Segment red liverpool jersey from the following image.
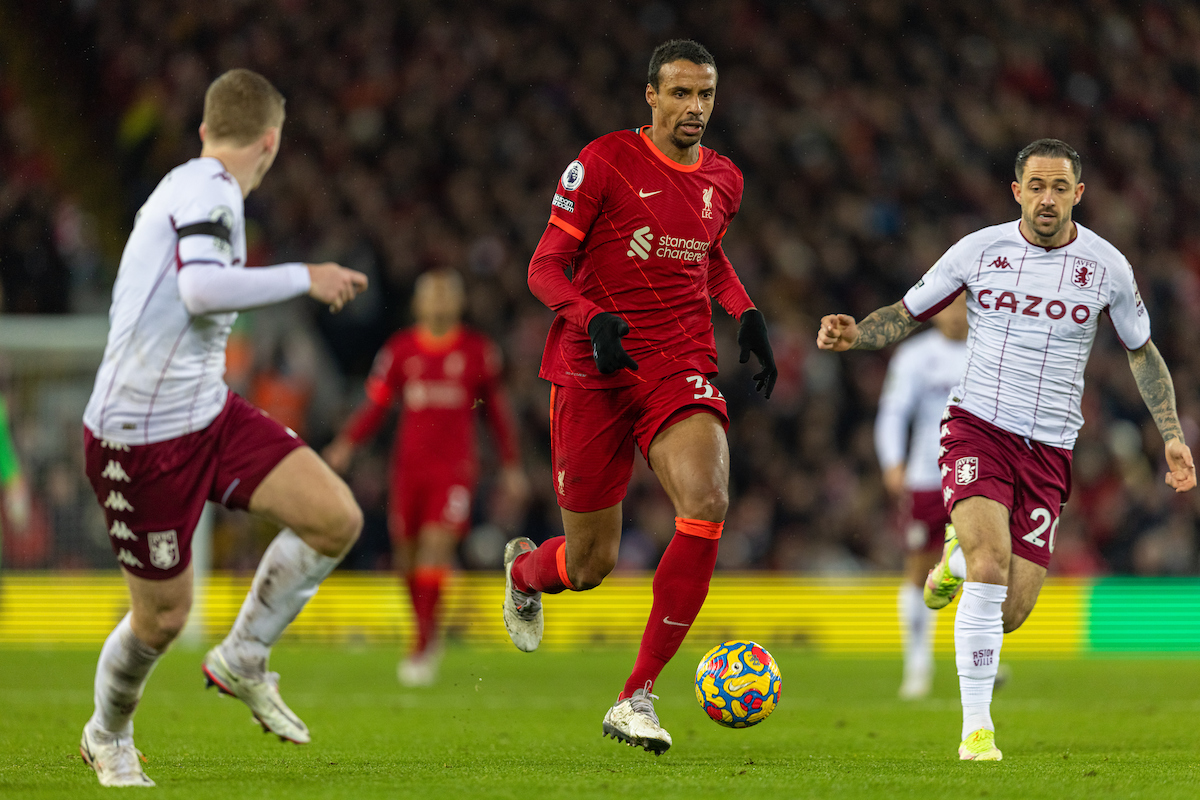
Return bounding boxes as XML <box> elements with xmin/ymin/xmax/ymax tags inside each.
<box><xmin>341</xmin><ymin>326</ymin><xmax>519</xmax><ymax>478</ymax></box>
<box><xmin>531</xmin><ymin>126</ymin><xmax>753</xmax><ymax>388</ymax></box>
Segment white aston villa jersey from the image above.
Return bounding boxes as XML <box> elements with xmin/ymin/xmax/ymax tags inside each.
<box><xmin>903</xmin><ymin>220</ymin><xmax>1149</xmax><ymax>449</ymax></box>
<box><xmin>875</xmin><ymin>329</ymin><xmax>968</xmax><ymax>491</ymax></box>
<box><xmin>84</xmin><ymin>157</ymin><xmax>247</xmax><ymax>444</ymax></box>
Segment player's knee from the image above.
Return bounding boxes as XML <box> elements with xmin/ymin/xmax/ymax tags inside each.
<box><xmin>570</xmin><ymin>552</ymin><xmax>617</xmax><ymax>590</ymax></box>
<box><xmin>309</xmin><ymin>486</ymin><xmax>362</xmax><ymax>557</ymax></box>
<box><xmin>678</xmin><ymin>484</ymin><xmax>728</xmax><ymax>523</ymax></box>
<box><xmin>140</xmin><ymin>605</ymin><xmax>190</xmax><ymax>650</ymax></box>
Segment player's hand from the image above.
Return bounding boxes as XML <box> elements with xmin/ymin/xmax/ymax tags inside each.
<box><xmin>817</xmin><ymin>314</ymin><xmax>858</xmax><ymax>351</ymax></box>
<box><xmin>307</xmin><ymin>262</ymin><xmax>368</xmax><ymax>313</ymax></box>
<box><xmin>321</xmin><ymin>436</ymin><xmax>355</xmax><ymax>474</ymax></box>
<box><xmin>1164</xmin><ymin>438</ymin><xmax>1196</xmax><ymax>492</ymax></box>
<box><xmin>588</xmin><ymin>312</ymin><xmax>638</xmax><ymax>374</ymax></box>
<box><xmin>882</xmin><ymin>464</ymin><xmax>906</xmax><ymax>499</ymax></box>
<box><xmin>737</xmin><ymin>308</ymin><xmax>777</xmax><ymax>399</ymax></box>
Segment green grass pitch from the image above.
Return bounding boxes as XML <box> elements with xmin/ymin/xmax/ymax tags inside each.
<box><xmin>2</xmin><ymin>645</ymin><xmax>1198</xmax><ymax>798</ymax></box>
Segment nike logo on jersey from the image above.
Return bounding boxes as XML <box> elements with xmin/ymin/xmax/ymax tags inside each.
<box><xmin>638</xmin><ymin>189</ymin><xmax>663</xmax><ymax>198</ymax></box>
<box><xmin>662</xmin><ymin>617</ymin><xmax>690</xmax><ymax>627</ymax></box>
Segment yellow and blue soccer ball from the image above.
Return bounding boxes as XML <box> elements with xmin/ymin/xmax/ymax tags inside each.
<box><xmin>694</xmin><ymin>640</ymin><xmax>782</xmax><ymax>728</ymax></box>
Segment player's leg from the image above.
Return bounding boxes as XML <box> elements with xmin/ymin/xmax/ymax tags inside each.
<box><xmin>1003</xmin><ymin>554</ymin><xmax>1047</xmax><ymax>633</ymax></box>
<box><xmin>899</xmin><ymin>547</ymin><xmax>940</xmax><ymax>699</ymax></box>
<box><xmin>504</xmin><ymin>383</ymin><xmax>632</xmax><ymax>652</ymax></box>
<box><xmin>206</xmin><ymin>440</ymin><xmax>362</xmax><ymax>744</ymax></box>
<box><xmin>399</xmin><ymin>521</ymin><xmax>458</xmax><ymax>686</ymax></box>
<box><xmin>950</xmin><ymin>495</ymin><xmax>1010</xmax><ymax>761</ymax></box>
<box><xmin>622</xmin><ymin>411</ymin><xmax>726</xmax><ymax>698</ymax></box>
<box><xmin>82</xmin><ymin>567</ymin><xmax>192</xmax><ymax>787</ymax></box>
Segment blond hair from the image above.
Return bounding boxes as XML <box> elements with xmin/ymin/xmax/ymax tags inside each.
<box><xmin>202</xmin><ymin>69</ymin><xmax>285</xmax><ymax>146</ymax></box>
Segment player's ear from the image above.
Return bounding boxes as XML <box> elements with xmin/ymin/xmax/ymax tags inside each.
<box><xmin>1074</xmin><ymin>181</ymin><xmax>1085</xmax><ymax>205</ymax></box>
<box><xmin>1011</xmin><ymin>180</ymin><xmax>1021</xmax><ymax>203</ymax></box>
<box><xmin>645</xmin><ymin>83</ymin><xmax>656</xmax><ymax>109</ymax></box>
<box><xmin>199</xmin><ymin>122</ymin><xmax>208</xmax><ymax>143</ymax></box>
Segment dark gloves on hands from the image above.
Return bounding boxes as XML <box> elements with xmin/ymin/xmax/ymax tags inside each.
<box><xmin>588</xmin><ymin>312</ymin><xmax>639</xmax><ymax>374</ymax></box>
<box><xmin>738</xmin><ymin>308</ymin><xmax>777</xmax><ymax>399</ymax></box>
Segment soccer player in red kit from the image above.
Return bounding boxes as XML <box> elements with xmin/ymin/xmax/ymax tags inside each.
<box><xmin>501</xmin><ymin>39</ymin><xmax>777</xmax><ymax>754</ymax></box>
<box><xmin>325</xmin><ymin>269</ymin><xmax>526</xmax><ymax>685</ymax></box>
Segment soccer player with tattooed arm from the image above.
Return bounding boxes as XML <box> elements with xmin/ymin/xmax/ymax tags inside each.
<box><xmin>79</xmin><ymin>69</ymin><xmax>368</xmax><ymax>786</ymax></box>
<box><xmin>817</xmin><ymin>138</ymin><xmax>1195</xmax><ymax>761</ymax></box>
<box><xmin>500</xmin><ymin>39</ymin><xmax>777</xmax><ymax>755</ymax></box>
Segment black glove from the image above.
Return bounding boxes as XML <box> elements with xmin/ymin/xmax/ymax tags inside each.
<box><xmin>738</xmin><ymin>308</ymin><xmax>777</xmax><ymax>399</ymax></box>
<box><xmin>588</xmin><ymin>312</ymin><xmax>639</xmax><ymax>374</ymax></box>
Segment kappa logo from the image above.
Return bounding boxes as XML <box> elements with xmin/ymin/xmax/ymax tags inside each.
<box><xmin>955</xmin><ymin>457</ymin><xmax>979</xmax><ymax>485</ymax></box>
<box><xmin>101</xmin><ymin>460</ymin><xmax>131</xmax><ymax>483</ymax></box>
<box><xmin>148</xmin><ymin>530</ymin><xmax>180</xmax><ymax>570</ymax></box>
<box><xmin>104</xmin><ymin>491</ymin><xmax>134</xmax><ymax>512</ymax></box>
<box><xmin>626</xmin><ymin>226</ymin><xmax>654</xmax><ymax>260</ymax></box>
<box><xmin>1071</xmin><ymin>257</ymin><xmax>1097</xmax><ymax>289</ymax></box>
<box><xmin>943</xmin><ymin>486</ymin><xmax>954</xmax><ymax>504</ymax></box>
<box><xmin>117</xmin><ymin>549</ymin><xmax>144</xmax><ymax>569</ymax></box>
<box><xmin>941</xmin><ymin>464</ymin><xmax>950</xmax><ymax>478</ymax></box>
<box><xmin>989</xmin><ymin>256</ymin><xmax>1012</xmax><ymax>270</ymax></box>
<box><xmin>701</xmin><ymin>185</ymin><xmax>714</xmax><ymax>219</ymax></box>
<box><xmin>101</xmin><ymin>439</ymin><xmax>131</xmax><ymax>452</ymax></box>
<box><xmin>940</xmin><ymin>424</ymin><xmax>951</xmax><ymax>439</ymax></box>
<box><xmin>109</xmin><ymin>520</ymin><xmax>137</xmax><ymax>541</ymax></box>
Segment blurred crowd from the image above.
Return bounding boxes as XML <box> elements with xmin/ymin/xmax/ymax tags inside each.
<box><xmin>3</xmin><ymin>0</ymin><xmax>1200</xmax><ymax>575</ymax></box>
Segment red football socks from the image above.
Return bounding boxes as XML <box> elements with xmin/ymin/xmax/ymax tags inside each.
<box><xmin>510</xmin><ymin>535</ymin><xmax>573</xmax><ymax>595</ymax></box>
<box><xmin>407</xmin><ymin>567</ymin><xmax>446</xmax><ymax>654</ymax></box>
<box><xmin>620</xmin><ymin>517</ymin><xmax>722</xmax><ymax>699</ymax></box>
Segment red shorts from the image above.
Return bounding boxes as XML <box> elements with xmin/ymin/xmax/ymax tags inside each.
<box><xmin>390</xmin><ymin>469</ymin><xmax>474</xmax><ymax>540</ymax></box>
<box><xmin>84</xmin><ymin>391</ymin><xmax>306</xmax><ymax>579</ymax></box>
<box><xmin>902</xmin><ymin>490</ymin><xmax>951</xmax><ymax>552</ymax></box>
<box><xmin>550</xmin><ymin>372</ymin><xmax>729</xmax><ymax>513</ymax></box>
<box><xmin>938</xmin><ymin>406</ymin><xmax>1073</xmax><ymax>569</ymax></box>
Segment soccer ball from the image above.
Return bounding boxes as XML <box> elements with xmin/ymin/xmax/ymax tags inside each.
<box><xmin>694</xmin><ymin>640</ymin><xmax>782</xmax><ymax>728</ymax></box>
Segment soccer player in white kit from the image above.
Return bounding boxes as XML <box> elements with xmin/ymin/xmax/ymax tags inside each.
<box><xmin>818</xmin><ymin>139</ymin><xmax>1195</xmax><ymax>760</ymax></box>
<box><xmin>79</xmin><ymin>69</ymin><xmax>369</xmax><ymax>787</ymax></box>
<box><xmin>874</xmin><ymin>293</ymin><xmax>967</xmax><ymax>700</ymax></box>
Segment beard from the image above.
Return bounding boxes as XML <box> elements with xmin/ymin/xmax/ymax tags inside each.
<box><xmin>1026</xmin><ymin>209</ymin><xmax>1069</xmax><ymax>240</ymax></box>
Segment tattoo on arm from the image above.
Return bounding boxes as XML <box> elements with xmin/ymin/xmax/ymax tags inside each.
<box><xmin>1128</xmin><ymin>340</ymin><xmax>1184</xmax><ymax>442</ymax></box>
<box><xmin>850</xmin><ymin>300</ymin><xmax>922</xmax><ymax>350</ymax></box>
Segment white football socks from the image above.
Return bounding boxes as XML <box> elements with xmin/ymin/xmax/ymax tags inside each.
<box><xmin>948</xmin><ymin>545</ymin><xmax>967</xmax><ymax>580</ymax></box>
<box><xmin>899</xmin><ymin>583</ymin><xmax>936</xmax><ymax>681</ymax></box>
<box><xmin>87</xmin><ymin>613</ymin><xmax>162</xmax><ymax>741</ymax></box>
<box><xmin>221</xmin><ymin>529</ymin><xmax>340</xmax><ymax>675</ymax></box>
<box><xmin>955</xmin><ymin>581</ymin><xmax>1007</xmax><ymax>739</ymax></box>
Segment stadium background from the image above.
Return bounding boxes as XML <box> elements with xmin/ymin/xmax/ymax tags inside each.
<box><xmin>1</xmin><ymin>0</ymin><xmax>1199</xmax><ymax>649</ymax></box>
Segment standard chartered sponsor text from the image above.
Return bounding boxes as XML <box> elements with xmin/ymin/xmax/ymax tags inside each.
<box><xmin>655</xmin><ymin>235</ymin><xmax>711</xmax><ymax>262</ymax></box>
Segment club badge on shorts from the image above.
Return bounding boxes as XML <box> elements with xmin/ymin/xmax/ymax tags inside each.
<box><xmin>955</xmin><ymin>457</ymin><xmax>979</xmax><ymax>485</ymax></box>
<box><xmin>148</xmin><ymin>530</ymin><xmax>180</xmax><ymax>570</ymax></box>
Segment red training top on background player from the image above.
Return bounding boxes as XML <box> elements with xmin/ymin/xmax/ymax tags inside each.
<box><xmin>325</xmin><ymin>268</ymin><xmax>527</xmax><ymax>687</ymax></box>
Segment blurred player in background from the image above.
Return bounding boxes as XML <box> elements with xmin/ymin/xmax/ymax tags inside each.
<box><xmin>819</xmin><ymin>139</ymin><xmax>1195</xmax><ymax>761</ymax></box>
<box><xmin>324</xmin><ymin>268</ymin><xmax>528</xmax><ymax>686</ymax></box>
<box><xmin>502</xmin><ymin>39</ymin><xmax>777</xmax><ymax>755</ymax></box>
<box><xmin>79</xmin><ymin>69</ymin><xmax>368</xmax><ymax>786</ymax></box>
<box><xmin>0</xmin><ymin>392</ymin><xmax>30</xmax><ymax>570</ymax></box>
<box><xmin>874</xmin><ymin>293</ymin><xmax>967</xmax><ymax>699</ymax></box>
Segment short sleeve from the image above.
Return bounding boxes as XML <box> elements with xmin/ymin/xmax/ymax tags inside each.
<box><xmin>174</xmin><ymin>175</ymin><xmax>242</xmax><ymax>269</ymax></box>
<box><xmin>547</xmin><ymin>143</ymin><xmax>612</xmax><ymax>242</ymax></box>
<box><xmin>1107</xmin><ymin>256</ymin><xmax>1151</xmax><ymax>350</ymax></box>
<box><xmin>903</xmin><ymin>239</ymin><xmax>969</xmax><ymax>321</ymax></box>
<box><xmin>364</xmin><ymin>340</ymin><xmax>401</xmax><ymax>406</ymax></box>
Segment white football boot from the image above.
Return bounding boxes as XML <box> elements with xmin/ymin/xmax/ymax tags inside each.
<box><xmin>502</xmin><ymin>537</ymin><xmax>543</xmax><ymax>652</ymax></box>
<box><xmin>398</xmin><ymin>646</ymin><xmax>442</xmax><ymax>687</ymax></box>
<box><xmin>602</xmin><ymin>684</ymin><xmax>672</xmax><ymax>755</ymax></box>
<box><xmin>202</xmin><ymin>646</ymin><xmax>310</xmax><ymax>744</ymax></box>
<box><xmin>80</xmin><ymin>724</ymin><xmax>155</xmax><ymax>787</ymax></box>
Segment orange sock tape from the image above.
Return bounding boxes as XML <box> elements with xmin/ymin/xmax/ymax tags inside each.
<box><xmin>674</xmin><ymin>516</ymin><xmax>724</xmax><ymax>539</ymax></box>
<box><xmin>555</xmin><ymin>540</ymin><xmax>575</xmax><ymax>590</ymax></box>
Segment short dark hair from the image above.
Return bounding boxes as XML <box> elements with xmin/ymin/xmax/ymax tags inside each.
<box><xmin>1015</xmin><ymin>138</ymin><xmax>1082</xmax><ymax>183</ymax></box>
<box><xmin>647</xmin><ymin>39</ymin><xmax>717</xmax><ymax>90</ymax></box>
